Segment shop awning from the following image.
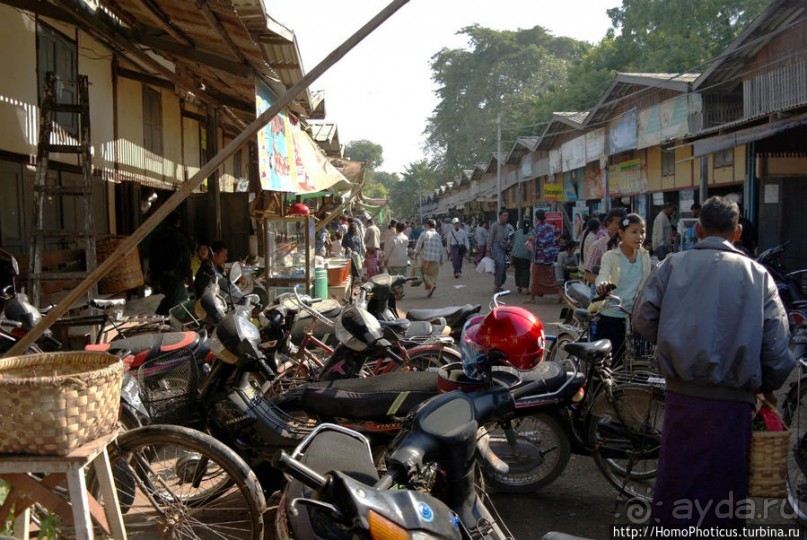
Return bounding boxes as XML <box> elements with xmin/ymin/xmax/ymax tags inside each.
<box><xmin>691</xmin><ymin>111</ymin><xmax>807</xmax><ymax>158</ymax></box>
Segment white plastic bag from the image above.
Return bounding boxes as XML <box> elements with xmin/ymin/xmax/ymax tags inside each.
<box><xmin>476</xmin><ymin>256</ymin><xmax>495</xmax><ymax>274</ymax></box>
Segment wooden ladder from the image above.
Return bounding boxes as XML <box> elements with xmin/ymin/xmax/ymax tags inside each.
<box><xmin>30</xmin><ymin>72</ymin><xmax>97</xmax><ymax>307</ymax></box>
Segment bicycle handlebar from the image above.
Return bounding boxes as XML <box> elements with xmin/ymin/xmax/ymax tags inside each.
<box><xmin>292</xmin><ymin>285</ymin><xmax>336</xmax><ymax>328</ymax></box>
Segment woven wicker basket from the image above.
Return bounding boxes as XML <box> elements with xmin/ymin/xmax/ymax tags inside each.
<box><xmin>748</xmin><ymin>426</ymin><xmax>790</xmax><ymax>498</ymax></box>
<box><xmin>0</xmin><ymin>352</ymin><xmax>123</xmax><ymax>456</ymax></box>
<box><xmin>97</xmin><ymin>235</ymin><xmax>144</xmax><ymax>294</ymax></box>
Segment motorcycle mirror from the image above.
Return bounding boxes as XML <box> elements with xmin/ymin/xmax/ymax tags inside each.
<box><xmin>229</xmin><ymin>261</ymin><xmax>242</xmax><ymax>285</ymax></box>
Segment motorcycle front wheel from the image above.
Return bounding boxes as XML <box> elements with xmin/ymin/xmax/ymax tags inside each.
<box><xmin>479</xmin><ymin>413</ymin><xmax>571</xmax><ymax>493</ymax></box>
<box><xmin>90</xmin><ymin>424</ymin><xmax>265</xmax><ymax>539</ymax></box>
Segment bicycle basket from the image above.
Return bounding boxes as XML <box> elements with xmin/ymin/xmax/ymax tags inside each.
<box><xmin>138</xmin><ymin>350</ymin><xmax>201</xmax><ymax>425</ymax></box>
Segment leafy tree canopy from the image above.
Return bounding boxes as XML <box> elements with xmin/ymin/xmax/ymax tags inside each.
<box><xmin>345</xmin><ymin>139</ymin><xmax>384</xmax><ymax>169</ymax></box>
<box><xmin>388</xmin><ymin>160</ymin><xmax>440</xmax><ymax>218</ymax></box>
<box><xmin>423</xmin><ymin>0</ymin><xmax>769</xmax><ymax>179</ymax></box>
<box><xmin>425</xmin><ymin>25</ymin><xmax>588</xmax><ymax>182</ymax></box>
<box><xmin>605</xmin><ymin>0</ymin><xmax>770</xmax><ymax>73</ymax></box>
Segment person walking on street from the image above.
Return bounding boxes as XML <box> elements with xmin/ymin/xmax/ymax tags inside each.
<box><xmin>583</xmin><ymin>208</ymin><xmax>627</xmax><ymax>285</ymax></box>
<box><xmin>364</xmin><ymin>218</ymin><xmax>381</xmax><ymax>251</ymax></box>
<box><xmin>383</xmin><ymin>219</ymin><xmax>397</xmax><ymax>249</ymax></box>
<box><xmin>526</xmin><ymin>210</ymin><xmax>560</xmax><ymax>303</ymax></box>
<box><xmin>474</xmin><ymin>222</ymin><xmax>489</xmax><ymax>263</ymax></box>
<box><xmin>447</xmin><ymin>217</ymin><xmax>470</xmax><ymax>278</ymax></box>
<box><xmin>651</xmin><ymin>203</ymin><xmax>676</xmax><ymax>261</ymax></box>
<box><xmin>413</xmin><ymin>219</ymin><xmax>443</xmax><ymax>297</ymax></box>
<box><xmin>510</xmin><ymin>220</ymin><xmax>532</xmax><ymax>293</ymax></box>
<box><xmin>487</xmin><ymin>210</ymin><xmax>511</xmax><ymax>292</ymax></box>
<box><xmin>592</xmin><ymin>213</ymin><xmax>651</xmax><ymax>353</ymax></box>
<box><xmin>384</xmin><ymin>222</ymin><xmax>409</xmax><ymax>276</ymax></box>
<box><xmin>633</xmin><ymin>196</ymin><xmax>794</xmax><ymax>529</ymax></box>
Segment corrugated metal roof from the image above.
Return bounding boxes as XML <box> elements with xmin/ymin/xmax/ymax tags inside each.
<box><xmin>585</xmin><ymin>72</ymin><xmax>697</xmax><ymax>126</ymax></box>
<box><xmin>694</xmin><ymin>0</ymin><xmax>807</xmax><ymax>92</ymax></box>
<box><xmin>33</xmin><ymin>0</ymin><xmax>323</xmax><ymax>127</ymax></box>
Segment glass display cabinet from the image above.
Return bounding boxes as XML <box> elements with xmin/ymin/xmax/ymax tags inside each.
<box><xmin>262</xmin><ymin>214</ymin><xmax>315</xmax><ymax>299</ymax></box>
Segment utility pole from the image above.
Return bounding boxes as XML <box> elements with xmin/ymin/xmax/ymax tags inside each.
<box><xmin>496</xmin><ymin>114</ymin><xmax>502</xmax><ymax>213</ymax></box>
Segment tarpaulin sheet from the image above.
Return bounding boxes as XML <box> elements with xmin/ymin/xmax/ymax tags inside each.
<box><xmin>256</xmin><ymin>81</ymin><xmax>349</xmax><ymax>194</ymax></box>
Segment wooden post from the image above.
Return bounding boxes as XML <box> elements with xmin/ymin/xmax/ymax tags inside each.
<box><xmin>4</xmin><ymin>0</ymin><xmax>411</xmax><ymax>357</ymax></box>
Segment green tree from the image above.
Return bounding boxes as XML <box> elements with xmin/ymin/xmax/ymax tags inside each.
<box><xmin>606</xmin><ymin>0</ymin><xmax>769</xmax><ymax>73</ymax></box>
<box><xmin>425</xmin><ymin>25</ymin><xmax>589</xmax><ymax>179</ymax></box>
<box><xmin>345</xmin><ymin>139</ymin><xmax>384</xmax><ymax>169</ymax></box>
<box><xmin>372</xmin><ymin>171</ymin><xmax>400</xmax><ymax>189</ymax></box>
<box><xmin>388</xmin><ymin>160</ymin><xmax>439</xmax><ymax>218</ymax></box>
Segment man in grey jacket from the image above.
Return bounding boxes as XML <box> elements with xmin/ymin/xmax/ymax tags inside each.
<box><xmin>633</xmin><ymin>196</ymin><xmax>794</xmax><ymax>529</ymax></box>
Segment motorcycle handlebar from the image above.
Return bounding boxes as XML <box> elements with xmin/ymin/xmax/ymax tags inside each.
<box><xmin>256</xmin><ymin>358</ymin><xmax>276</xmax><ymax>381</ymax></box>
<box><xmin>276</xmin><ymin>451</ymin><xmax>329</xmax><ymax>492</ymax></box>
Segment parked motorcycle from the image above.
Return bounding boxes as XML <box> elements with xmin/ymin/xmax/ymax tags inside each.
<box><xmin>273</xmin><ymin>352</ymin><xmax>585</xmax><ymax>539</ymax></box>
<box><xmin>359</xmin><ymin>272</ymin><xmax>481</xmax><ymax>340</ymax></box>
<box><xmin>756</xmin><ymin>240</ymin><xmax>807</xmax><ymax>313</ymax></box>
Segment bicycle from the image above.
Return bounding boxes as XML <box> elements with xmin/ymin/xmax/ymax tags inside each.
<box><xmin>548</xmin><ymin>283</ymin><xmax>659</xmax><ymax>375</ymax></box>
<box><xmin>88</xmin><ymin>424</ymin><xmax>266</xmax><ymax>539</ymax></box>
<box><xmin>779</xmin><ymin>314</ymin><xmax>807</xmax><ymax>521</ymax></box>
<box><xmin>264</xmin><ymin>285</ymin><xmax>460</xmax><ymax>397</ymax></box>
<box><xmin>485</xmin><ymin>338</ymin><xmax>666</xmax><ymax>500</ymax></box>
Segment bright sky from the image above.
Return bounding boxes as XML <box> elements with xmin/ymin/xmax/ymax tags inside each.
<box><xmin>263</xmin><ymin>0</ymin><xmax>619</xmax><ymax>175</ymax></box>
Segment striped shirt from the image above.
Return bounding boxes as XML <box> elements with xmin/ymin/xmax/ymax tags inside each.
<box><xmin>415</xmin><ymin>229</ymin><xmax>443</xmax><ymax>263</ymax></box>
<box><xmin>487</xmin><ymin>221</ymin><xmax>510</xmax><ymax>251</ymax></box>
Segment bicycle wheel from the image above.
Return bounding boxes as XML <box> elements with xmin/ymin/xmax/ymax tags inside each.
<box><xmin>480</xmin><ymin>413</ymin><xmax>571</xmax><ymax>493</ymax></box>
<box><xmin>545</xmin><ymin>332</ymin><xmax>578</xmax><ymax>372</ymax></box>
<box><xmin>590</xmin><ymin>384</ymin><xmax>665</xmax><ymax>501</ymax></box>
<box><xmin>782</xmin><ymin>376</ymin><xmax>807</xmax><ymax>523</ymax></box>
<box><xmin>407</xmin><ymin>344</ymin><xmax>462</xmax><ymax>371</ymax></box>
<box><xmin>94</xmin><ymin>424</ymin><xmax>265</xmax><ymax>539</ymax></box>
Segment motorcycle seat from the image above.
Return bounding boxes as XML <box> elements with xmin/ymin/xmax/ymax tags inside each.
<box><xmin>378</xmin><ymin>319</ymin><xmax>411</xmax><ymax>332</ymax></box>
<box><xmin>301</xmin><ymin>371</ymin><xmax>439</xmax><ymax>421</ymax></box>
<box><xmin>563</xmin><ymin>339</ymin><xmax>612</xmax><ymax>361</ymax></box>
<box><xmin>406</xmin><ymin>303</ymin><xmax>479</xmax><ymax>322</ymax></box>
<box><xmin>86</xmin><ymin>331</ymin><xmax>201</xmax><ymax>368</ymax></box>
<box><xmin>90</xmin><ymin>298</ymin><xmax>126</xmax><ymax>310</ymax></box>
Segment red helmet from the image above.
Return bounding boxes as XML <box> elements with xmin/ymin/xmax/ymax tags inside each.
<box><xmin>288</xmin><ymin>202</ymin><xmax>310</xmax><ymax>216</ymax></box>
<box><xmin>462</xmin><ymin>306</ymin><xmax>545</xmax><ymax>378</ymax></box>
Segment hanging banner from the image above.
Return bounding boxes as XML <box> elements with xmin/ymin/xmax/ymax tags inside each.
<box><xmin>543</xmin><ymin>182</ymin><xmax>564</xmax><ymax>202</ymax></box>
<box><xmin>572</xmin><ymin>202</ymin><xmax>588</xmax><ymax>242</ymax></box>
<box><xmin>561</xmin><ymin>135</ymin><xmax>586</xmax><ymax>172</ymax></box>
<box><xmin>549</xmin><ymin>149</ymin><xmax>562</xmax><ymax>175</ymax></box>
<box><xmin>585</xmin><ymin>128</ymin><xmax>605</xmax><ymax>163</ymax></box>
<box><xmin>256</xmin><ymin>81</ymin><xmax>347</xmax><ymax>193</ymax></box>
<box><xmin>563</xmin><ymin>171</ymin><xmax>578</xmax><ymax>202</ymax></box>
<box><xmin>608</xmin><ymin>108</ymin><xmax>638</xmax><ymax>155</ymax></box>
<box><xmin>584</xmin><ymin>164</ymin><xmax>605</xmax><ymax>200</ymax></box>
<box><xmin>637</xmin><ymin>104</ymin><xmax>662</xmax><ymax>149</ymax></box>
<box><xmin>660</xmin><ymin>94</ymin><xmax>692</xmax><ymax>141</ymax></box>
<box><xmin>545</xmin><ymin>212</ymin><xmax>564</xmax><ymax>238</ymax></box>
<box><xmin>607</xmin><ymin>159</ymin><xmax>646</xmax><ymax>195</ymax></box>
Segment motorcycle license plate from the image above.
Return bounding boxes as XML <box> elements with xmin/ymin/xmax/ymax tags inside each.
<box><xmin>793</xmin><ymin>328</ymin><xmax>807</xmax><ymax>344</ymax></box>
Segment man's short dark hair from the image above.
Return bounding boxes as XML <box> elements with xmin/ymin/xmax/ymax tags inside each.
<box><xmin>427</xmin><ymin>219</ymin><xmax>436</xmax><ymax>228</ymax></box>
<box><xmin>699</xmin><ymin>196</ymin><xmax>739</xmax><ymax>234</ymax></box>
<box><xmin>605</xmin><ymin>208</ymin><xmax>627</xmax><ymax>224</ymax></box>
<box><xmin>210</xmin><ymin>240</ymin><xmax>227</xmax><ymax>254</ymax></box>
<box><xmin>499</xmin><ymin>209</ymin><xmax>508</xmax><ymax>216</ymax></box>
<box><xmin>395</xmin><ymin>222</ymin><xmax>405</xmax><ymax>232</ymax></box>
